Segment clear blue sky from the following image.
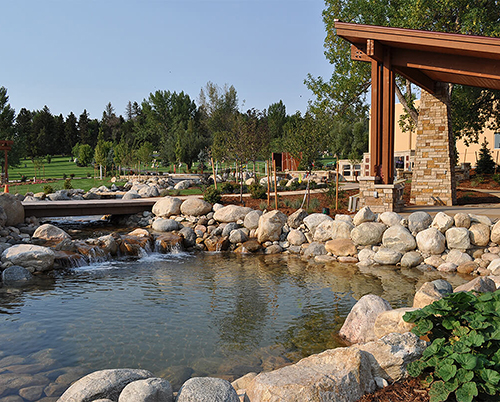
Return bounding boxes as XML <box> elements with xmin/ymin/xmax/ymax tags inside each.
<box><xmin>2</xmin><ymin>0</ymin><xmax>332</xmax><ymax>120</ymax></box>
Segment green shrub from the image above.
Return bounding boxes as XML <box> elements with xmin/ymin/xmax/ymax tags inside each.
<box><xmin>70</xmin><ymin>173</ymin><xmax>75</xmax><ymax>178</ymax></box>
<box><xmin>203</xmin><ymin>186</ymin><xmax>222</xmax><ymax>204</ymax></box>
<box><xmin>43</xmin><ymin>185</ymin><xmax>54</xmax><ymax>194</ymax></box>
<box><xmin>63</xmin><ymin>173</ymin><xmax>67</xmax><ymax>179</ymax></box>
<box><xmin>279</xmin><ymin>179</ymin><xmax>288</xmax><ymax>187</ymax></box>
<box><xmin>493</xmin><ymin>174</ymin><xmax>500</xmax><ymax>184</ymax></box>
<box><xmin>476</xmin><ymin>138</ymin><xmax>496</xmax><ymax>175</ymax></box>
<box><xmin>290</xmin><ymin>180</ymin><xmax>301</xmax><ymax>190</ymax></box>
<box><xmin>403</xmin><ymin>290</ymin><xmax>500</xmax><ymax>402</ymax></box>
<box><xmin>309</xmin><ymin>180</ymin><xmax>319</xmax><ymax>190</ymax></box>
<box><xmin>249</xmin><ymin>183</ymin><xmax>267</xmax><ymax>199</ymax></box>
<box><xmin>220</xmin><ymin>182</ymin><xmax>235</xmax><ymax>194</ymax></box>
<box><xmin>63</xmin><ymin>179</ymin><xmax>73</xmax><ymax>190</ymax></box>
<box><xmin>307</xmin><ymin>198</ymin><xmax>320</xmax><ymax>213</ymax></box>
<box><xmin>259</xmin><ymin>201</ymin><xmax>268</xmax><ymax>210</ymax></box>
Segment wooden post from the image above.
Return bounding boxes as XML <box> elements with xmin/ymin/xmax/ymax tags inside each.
<box><xmin>273</xmin><ymin>159</ymin><xmax>278</xmax><ymax>210</ymax></box>
<box><xmin>336</xmin><ymin>157</ymin><xmax>339</xmax><ymax>211</ymax></box>
<box><xmin>211</xmin><ymin>157</ymin><xmax>217</xmax><ymax>189</ymax></box>
<box><xmin>267</xmin><ymin>160</ymin><xmax>271</xmax><ymax>207</ymax></box>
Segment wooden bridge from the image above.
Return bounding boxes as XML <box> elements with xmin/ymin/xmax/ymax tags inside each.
<box><xmin>22</xmin><ymin>198</ymin><xmax>162</xmax><ymax>218</ymax></box>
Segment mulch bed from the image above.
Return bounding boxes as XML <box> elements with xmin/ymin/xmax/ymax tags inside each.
<box><xmin>357</xmin><ymin>377</ymin><xmax>430</xmax><ymax>402</ymax></box>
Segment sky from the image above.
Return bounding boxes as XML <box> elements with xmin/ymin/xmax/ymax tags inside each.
<box><xmin>2</xmin><ymin>0</ymin><xmax>333</xmax><ymax>120</ymax></box>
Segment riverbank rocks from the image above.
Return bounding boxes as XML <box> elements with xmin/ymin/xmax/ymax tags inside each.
<box><xmin>180</xmin><ymin>198</ymin><xmax>212</xmax><ymax>217</ymax></box>
<box><xmin>287</xmin><ymin>208</ymin><xmax>307</xmax><ymax>229</ymax></box>
<box><xmin>118</xmin><ymin>378</ymin><xmax>173</xmax><ymax>402</ymax></box>
<box><xmin>152</xmin><ymin>218</ymin><xmax>179</xmax><ymax>232</ymax></box>
<box><xmin>303</xmin><ymin>213</ymin><xmax>333</xmax><ymax>235</ymax></box>
<box><xmin>214</xmin><ymin>205</ymin><xmax>253</xmax><ymax>223</ymax></box>
<box><xmin>351</xmin><ymin>222</ymin><xmax>386</xmax><ymax>246</ymax></box>
<box><xmin>378</xmin><ymin>211</ymin><xmax>403</xmax><ymax>227</ymax></box>
<box><xmin>381</xmin><ymin>225</ymin><xmax>416</xmax><ymax>252</ymax></box>
<box><xmin>416</xmin><ymin>228</ymin><xmax>446</xmax><ymax>255</ymax></box>
<box><xmin>2</xmin><ymin>265</ymin><xmax>33</xmax><ymax>283</ymax></box>
<box><xmin>413</xmin><ymin>280</ymin><xmax>453</xmax><ymax>308</ymax></box>
<box><xmin>446</xmin><ymin>227</ymin><xmax>471</xmax><ymax>250</ymax></box>
<box><xmin>257</xmin><ymin>211</ymin><xmax>287</xmax><ymax>243</ymax></box>
<box><xmin>152</xmin><ymin>197</ymin><xmax>182</xmax><ymax>218</ymax></box>
<box><xmin>176</xmin><ymin>378</ymin><xmax>238</xmax><ymax>402</ymax></box>
<box><xmin>339</xmin><ymin>294</ymin><xmax>392</xmax><ymax>344</ymax></box>
<box><xmin>408</xmin><ymin>211</ymin><xmax>432</xmax><ymax>235</ymax></box>
<box><xmin>353</xmin><ymin>206</ymin><xmax>376</xmax><ymax>226</ymax></box>
<box><xmin>325</xmin><ymin>239</ymin><xmax>357</xmax><ymax>257</ymax></box>
<box><xmin>32</xmin><ymin>224</ymin><xmax>71</xmax><ymax>242</ymax></box>
<box><xmin>2</xmin><ymin>244</ymin><xmax>55</xmax><ymax>272</ymax></box>
<box><xmin>246</xmin><ymin>347</ymin><xmax>375</xmax><ymax>402</ymax></box>
<box><xmin>0</xmin><ymin>193</ymin><xmax>24</xmax><ymax>226</ymax></box>
<box><xmin>431</xmin><ymin>212</ymin><xmax>454</xmax><ymax>233</ymax></box>
<box><xmin>244</xmin><ymin>210</ymin><xmax>262</xmax><ymax>230</ymax></box>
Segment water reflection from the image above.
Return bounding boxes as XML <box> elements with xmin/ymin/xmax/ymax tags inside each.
<box><xmin>0</xmin><ymin>252</ymin><xmax>470</xmax><ymax>395</ymax></box>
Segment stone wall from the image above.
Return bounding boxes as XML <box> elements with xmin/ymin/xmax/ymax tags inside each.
<box><xmin>410</xmin><ymin>83</ymin><xmax>457</xmax><ymax>206</ymax></box>
<box><xmin>358</xmin><ymin>177</ymin><xmax>405</xmax><ymax>212</ymax></box>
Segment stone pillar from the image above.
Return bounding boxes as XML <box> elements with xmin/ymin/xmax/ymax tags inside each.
<box><xmin>358</xmin><ymin>176</ymin><xmax>404</xmax><ymax>213</ymax></box>
<box><xmin>410</xmin><ymin>83</ymin><xmax>456</xmax><ymax>206</ymax></box>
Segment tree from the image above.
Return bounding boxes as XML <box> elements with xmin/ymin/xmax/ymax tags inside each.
<box><xmin>0</xmin><ymin>86</ymin><xmax>22</xmax><ymax>169</ymax></box>
<box><xmin>77</xmin><ymin>144</ymin><xmax>93</xmax><ymax>167</ymax></box>
<box><xmin>476</xmin><ymin>138</ymin><xmax>496</xmax><ymax>175</ymax></box>
<box><xmin>65</xmin><ymin>112</ymin><xmax>79</xmax><ymax>150</ymax></box>
<box><xmin>136</xmin><ymin>141</ymin><xmax>154</xmax><ymax>174</ymax></box>
<box><xmin>267</xmin><ymin>100</ymin><xmax>287</xmax><ymax>152</ymax></box>
<box><xmin>329</xmin><ymin>118</ymin><xmax>368</xmax><ymax>160</ymax></box>
<box><xmin>306</xmin><ymin>0</ymin><xmax>500</xmax><ymax>142</ymax></box>
<box><xmin>94</xmin><ymin>130</ymin><xmax>113</xmax><ymax>178</ymax></box>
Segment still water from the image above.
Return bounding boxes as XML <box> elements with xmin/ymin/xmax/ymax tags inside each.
<box><xmin>0</xmin><ymin>252</ymin><xmax>467</xmax><ymax>394</ymax></box>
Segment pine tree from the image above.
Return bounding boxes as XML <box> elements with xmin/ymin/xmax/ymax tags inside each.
<box><xmin>476</xmin><ymin>138</ymin><xmax>496</xmax><ymax>175</ymax></box>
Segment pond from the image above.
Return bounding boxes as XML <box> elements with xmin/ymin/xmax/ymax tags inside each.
<box><xmin>0</xmin><ymin>252</ymin><xmax>468</xmax><ymax>397</ymax></box>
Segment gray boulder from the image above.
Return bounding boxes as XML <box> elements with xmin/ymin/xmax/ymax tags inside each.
<box><xmin>58</xmin><ymin>369</ymin><xmax>154</xmax><ymax>402</ymax></box>
<box><xmin>152</xmin><ymin>219</ymin><xmax>179</xmax><ymax>232</ymax></box>
<box><xmin>302</xmin><ymin>242</ymin><xmax>327</xmax><ymax>258</ymax></box>
<box><xmin>244</xmin><ymin>210</ymin><xmax>263</xmax><ymax>230</ymax></box>
<box><xmin>0</xmin><ymin>193</ymin><xmax>24</xmax><ymax>226</ymax></box>
<box><xmin>47</xmin><ymin>190</ymin><xmax>71</xmax><ymax>201</ymax></box>
<box><xmin>138</xmin><ymin>186</ymin><xmax>160</xmax><ymax>198</ymax></box>
<box><xmin>257</xmin><ymin>210</ymin><xmax>287</xmax><ymax>243</ymax></box>
<box><xmin>357</xmin><ymin>248</ymin><xmax>376</xmax><ymax>266</ymax></box>
<box><xmin>382</xmin><ymin>225</ymin><xmax>416</xmax><ymax>252</ymax></box>
<box><xmin>221</xmin><ymin>222</ymin><xmax>239</xmax><ymax>238</ymax></box>
<box><xmin>408</xmin><ymin>211</ymin><xmax>432</xmax><ymax>235</ymax></box>
<box><xmin>2</xmin><ymin>244</ymin><xmax>55</xmax><ymax>273</ymax></box>
<box><xmin>339</xmin><ymin>294</ymin><xmax>392</xmax><ymax>344</ymax></box>
<box><xmin>246</xmin><ymin>347</ymin><xmax>375</xmax><ymax>402</ymax></box>
<box><xmin>176</xmin><ymin>377</ymin><xmax>239</xmax><ymax>402</ymax></box>
<box><xmin>287</xmin><ymin>229</ymin><xmax>306</xmax><ymax>246</ymax></box>
<box><xmin>400</xmin><ymin>251</ymin><xmax>423</xmax><ymax>268</ymax></box>
<box><xmin>2</xmin><ymin>265</ymin><xmax>33</xmax><ymax>283</ymax></box>
<box><xmin>287</xmin><ymin>209</ymin><xmax>307</xmax><ymax>229</ymax></box>
<box><xmin>180</xmin><ymin>199</ymin><xmax>212</xmax><ymax>217</ymax></box>
<box><xmin>152</xmin><ymin>197</ymin><xmax>183</xmax><ymax>218</ymax></box>
<box><xmin>446</xmin><ymin>249</ymin><xmax>473</xmax><ymax>266</ymax></box>
<box><xmin>353</xmin><ymin>206</ymin><xmax>376</xmax><ymax>226</ymax></box>
<box><xmin>373</xmin><ymin>248</ymin><xmax>402</xmax><ymax>265</ymax></box>
<box><xmin>303</xmin><ymin>213</ymin><xmax>333</xmax><ymax>236</ymax></box>
<box><xmin>454</xmin><ymin>277</ymin><xmax>497</xmax><ymax>293</ymax></box>
<box><xmin>413</xmin><ymin>280</ymin><xmax>453</xmax><ymax>309</ymax></box>
<box><xmin>118</xmin><ymin>378</ymin><xmax>173</xmax><ymax>402</ymax></box>
<box><xmin>213</xmin><ymin>205</ymin><xmax>253</xmax><ymax>223</ymax></box>
<box><xmin>174</xmin><ymin>180</ymin><xmax>191</xmax><ymax>190</ymax></box>
<box><xmin>431</xmin><ymin>212</ymin><xmax>454</xmax><ymax>233</ymax></box>
<box><xmin>469</xmin><ymin>223</ymin><xmax>490</xmax><ymax>247</ymax></box>
<box><xmin>229</xmin><ymin>229</ymin><xmax>248</xmax><ymax>244</ymax></box>
<box><xmin>415</xmin><ymin>228</ymin><xmax>446</xmax><ymax>255</ymax></box>
<box><xmin>351</xmin><ymin>222</ymin><xmax>387</xmax><ymax>246</ymax></box>
<box><xmin>179</xmin><ymin>227</ymin><xmax>197</xmax><ymax>248</ymax></box>
<box><xmin>122</xmin><ymin>190</ymin><xmax>142</xmax><ymax>200</ymax></box>
<box><xmin>446</xmin><ymin>227</ymin><xmax>471</xmax><ymax>250</ymax></box>
<box><xmin>470</xmin><ymin>214</ymin><xmax>493</xmax><ymax>226</ymax></box>
<box><xmin>454</xmin><ymin>213</ymin><xmax>471</xmax><ymax>228</ymax></box>
<box><xmin>33</xmin><ymin>223</ymin><xmax>71</xmax><ymax>242</ymax></box>
<box><xmin>378</xmin><ymin>212</ymin><xmax>403</xmax><ymax>227</ymax></box>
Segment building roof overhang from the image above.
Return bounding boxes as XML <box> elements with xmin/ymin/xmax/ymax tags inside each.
<box><xmin>335</xmin><ymin>22</ymin><xmax>500</xmax><ymax>93</ymax></box>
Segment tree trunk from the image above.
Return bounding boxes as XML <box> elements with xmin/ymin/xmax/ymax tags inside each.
<box><xmin>395</xmin><ymin>81</ymin><xmax>419</xmax><ymax>126</ymax></box>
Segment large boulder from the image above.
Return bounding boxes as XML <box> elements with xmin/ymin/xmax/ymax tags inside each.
<box><xmin>246</xmin><ymin>347</ymin><xmax>375</xmax><ymax>402</ymax></box>
<box><xmin>58</xmin><ymin>369</ymin><xmax>154</xmax><ymax>402</ymax></box>
<box><xmin>2</xmin><ymin>265</ymin><xmax>33</xmax><ymax>284</ymax></box>
<box><xmin>325</xmin><ymin>239</ymin><xmax>357</xmax><ymax>257</ymax></box>
<box><xmin>469</xmin><ymin>223</ymin><xmax>490</xmax><ymax>247</ymax></box>
<box><xmin>373</xmin><ymin>308</ymin><xmax>417</xmax><ymax>339</ymax></box>
<box><xmin>287</xmin><ymin>229</ymin><xmax>306</xmax><ymax>246</ymax></box>
<box><xmin>152</xmin><ymin>218</ymin><xmax>179</xmax><ymax>232</ymax></box>
<box><xmin>213</xmin><ymin>205</ymin><xmax>253</xmax><ymax>223</ymax></box>
<box><xmin>378</xmin><ymin>212</ymin><xmax>403</xmax><ymax>227</ymax></box>
<box><xmin>454</xmin><ymin>213</ymin><xmax>471</xmax><ymax>228</ymax></box>
<box><xmin>32</xmin><ymin>223</ymin><xmax>71</xmax><ymax>242</ymax></box>
<box><xmin>152</xmin><ymin>197</ymin><xmax>182</xmax><ymax>218</ymax></box>
<box><xmin>431</xmin><ymin>212</ymin><xmax>454</xmax><ymax>233</ymax></box>
<box><xmin>351</xmin><ymin>222</ymin><xmax>387</xmax><ymax>246</ymax></box>
<box><xmin>454</xmin><ymin>277</ymin><xmax>497</xmax><ymax>293</ymax></box>
<box><xmin>174</xmin><ymin>180</ymin><xmax>191</xmax><ymax>190</ymax></box>
<box><xmin>244</xmin><ymin>210</ymin><xmax>263</xmax><ymax>230</ymax></box>
<box><xmin>179</xmin><ymin>227</ymin><xmax>197</xmax><ymax>248</ymax></box>
<box><xmin>257</xmin><ymin>210</ymin><xmax>287</xmax><ymax>243</ymax></box>
<box><xmin>445</xmin><ymin>227</ymin><xmax>471</xmax><ymax>250</ymax></box>
<box><xmin>407</xmin><ymin>211</ymin><xmax>432</xmax><ymax>235</ymax></box>
<box><xmin>381</xmin><ymin>225</ymin><xmax>416</xmax><ymax>252</ymax></box>
<box><xmin>353</xmin><ymin>207</ymin><xmax>376</xmax><ymax>226</ymax></box>
<box><xmin>2</xmin><ymin>244</ymin><xmax>55</xmax><ymax>273</ymax></box>
<box><xmin>373</xmin><ymin>248</ymin><xmax>402</xmax><ymax>265</ymax></box>
<box><xmin>303</xmin><ymin>213</ymin><xmax>333</xmax><ymax>236</ymax></box>
<box><xmin>118</xmin><ymin>378</ymin><xmax>173</xmax><ymax>402</ymax></box>
<box><xmin>339</xmin><ymin>294</ymin><xmax>392</xmax><ymax>344</ymax></box>
<box><xmin>180</xmin><ymin>198</ymin><xmax>212</xmax><ymax>217</ymax></box>
<box><xmin>176</xmin><ymin>377</ymin><xmax>239</xmax><ymax>402</ymax></box>
<box><xmin>354</xmin><ymin>332</ymin><xmax>427</xmax><ymax>382</ymax></box>
<box><xmin>415</xmin><ymin>228</ymin><xmax>446</xmax><ymax>255</ymax></box>
<box><xmin>491</xmin><ymin>220</ymin><xmax>500</xmax><ymax>244</ymax></box>
<box><xmin>413</xmin><ymin>280</ymin><xmax>453</xmax><ymax>309</ymax></box>
<box><xmin>302</xmin><ymin>242</ymin><xmax>327</xmax><ymax>258</ymax></box>
<box><xmin>331</xmin><ymin>220</ymin><xmax>355</xmax><ymax>240</ymax></box>
<box><xmin>122</xmin><ymin>189</ymin><xmax>142</xmax><ymax>200</ymax></box>
<box><xmin>287</xmin><ymin>209</ymin><xmax>307</xmax><ymax>229</ymax></box>
<box><xmin>487</xmin><ymin>258</ymin><xmax>500</xmax><ymax>275</ymax></box>
<box><xmin>229</xmin><ymin>229</ymin><xmax>249</xmax><ymax>244</ymax></box>
<box><xmin>445</xmin><ymin>249</ymin><xmax>473</xmax><ymax>266</ymax></box>
<box><xmin>0</xmin><ymin>193</ymin><xmax>24</xmax><ymax>226</ymax></box>
<box><xmin>400</xmin><ymin>251</ymin><xmax>423</xmax><ymax>268</ymax></box>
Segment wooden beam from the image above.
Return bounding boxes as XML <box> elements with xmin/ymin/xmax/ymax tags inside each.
<box><xmin>367</xmin><ymin>39</ymin><xmax>383</xmax><ymax>63</ymax></box>
<box><xmin>381</xmin><ymin>48</ymin><xmax>395</xmax><ymax>184</ymax></box>
<box><xmin>351</xmin><ymin>44</ymin><xmax>371</xmax><ymax>61</ymax></box>
<box><xmin>370</xmin><ymin>60</ymin><xmax>383</xmax><ymax>178</ymax></box>
<box><xmin>393</xmin><ymin>66</ymin><xmax>436</xmax><ymax>94</ymax></box>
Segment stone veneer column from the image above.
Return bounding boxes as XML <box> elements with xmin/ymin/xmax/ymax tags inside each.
<box><xmin>358</xmin><ymin>177</ymin><xmax>405</xmax><ymax>213</ymax></box>
<box><xmin>410</xmin><ymin>83</ymin><xmax>456</xmax><ymax>206</ymax></box>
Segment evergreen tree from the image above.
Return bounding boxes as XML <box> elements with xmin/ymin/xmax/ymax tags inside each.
<box><xmin>0</xmin><ymin>86</ymin><xmax>22</xmax><ymax>168</ymax></box>
<box><xmin>476</xmin><ymin>138</ymin><xmax>496</xmax><ymax>175</ymax></box>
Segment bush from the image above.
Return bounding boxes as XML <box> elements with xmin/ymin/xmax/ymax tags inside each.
<box><xmin>279</xmin><ymin>179</ymin><xmax>288</xmax><ymax>187</ymax></box>
<box><xmin>70</xmin><ymin>173</ymin><xmax>75</xmax><ymax>178</ymax></box>
<box><xmin>220</xmin><ymin>182</ymin><xmax>235</xmax><ymax>194</ymax></box>
<box><xmin>404</xmin><ymin>290</ymin><xmax>500</xmax><ymax>402</ymax></box>
<box><xmin>63</xmin><ymin>179</ymin><xmax>73</xmax><ymax>190</ymax></box>
<box><xmin>43</xmin><ymin>185</ymin><xmax>54</xmax><ymax>194</ymax></box>
<box><xmin>493</xmin><ymin>174</ymin><xmax>500</xmax><ymax>185</ymax></box>
<box><xmin>290</xmin><ymin>180</ymin><xmax>301</xmax><ymax>190</ymax></box>
<box><xmin>203</xmin><ymin>186</ymin><xmax>222</xmax><ymax>204</ymax></box>
<box><xmin>249</xmin><ymin>183</ymin><xmax>267</xmax><ymax>199</ymax></box>
<box><xmin>20</xmin><ymin>175</ymin><xmax>27</xmax><ymax>183</ymax></box>
<box><xmin>476</xmin><ymin>138</ymin><xmax>496</xmax><ymax>175</ymax></box>
<box><xmin>63</xmin><ymin>173</ymin><xmax>67</xmax><ymax>179</ymax></box>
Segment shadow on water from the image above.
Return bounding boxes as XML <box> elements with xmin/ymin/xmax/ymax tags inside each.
<box><xmin>0</xmin><ymin>252</ymin><xmax>471</xmax><ymax>395</ymax></box>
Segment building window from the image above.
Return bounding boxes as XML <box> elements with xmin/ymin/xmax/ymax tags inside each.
<box><xmin>495</xmin><ymin>133</ymin><xmax>500</xmax><ymax>149</ymax></box>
